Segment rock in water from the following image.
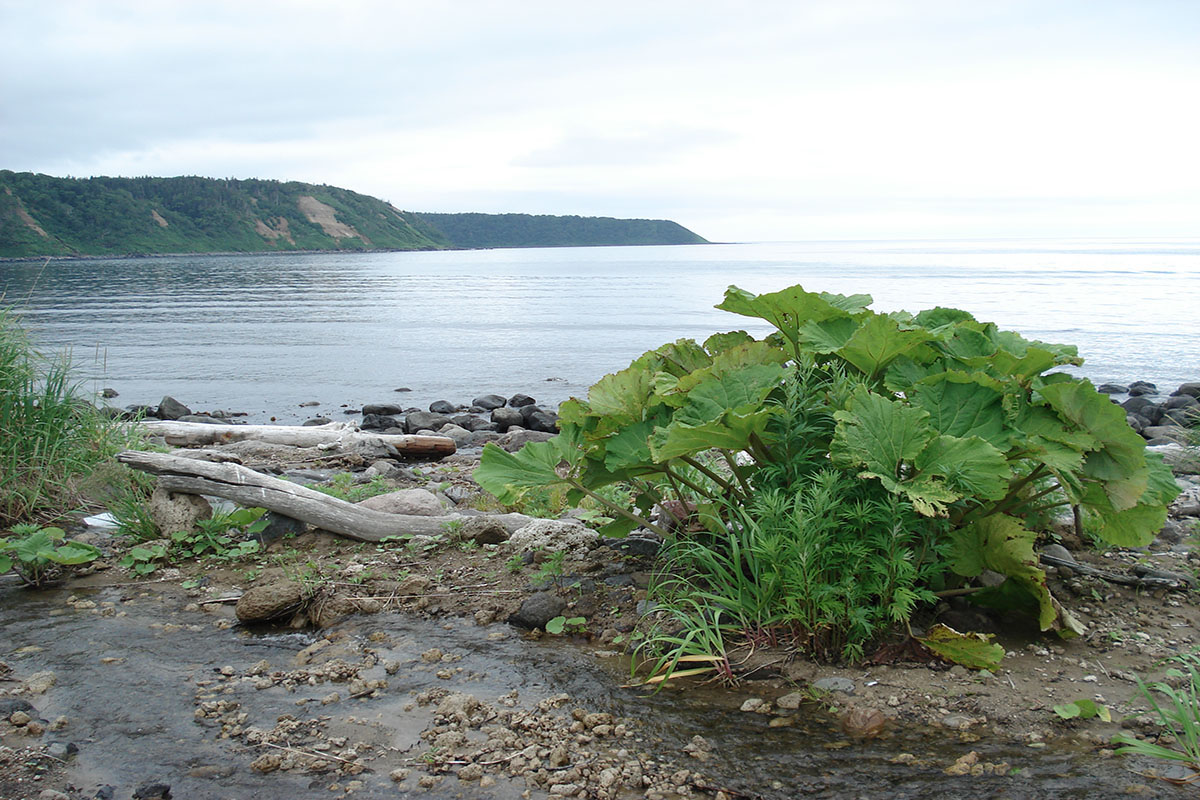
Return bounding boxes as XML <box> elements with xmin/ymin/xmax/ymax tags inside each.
<box><xmin>508</xmin><ymin>592</ymin><xmax>567</xmax><ymax>630</ymax></box>
<box><xmin>236</xmin><ymin>582</ymin><xmax>306</xmax><ymax>623</ymax></box>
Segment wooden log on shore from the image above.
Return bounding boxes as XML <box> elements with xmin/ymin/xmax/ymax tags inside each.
<box><xmin>116</xmin><ymin>450</ymin><xmax>529</xmax><ymax>542</ymax></box>
<box><xmin>133</xmin><ymin>420</ymin><xmax>456</xmax><ymax>458</ymax></box>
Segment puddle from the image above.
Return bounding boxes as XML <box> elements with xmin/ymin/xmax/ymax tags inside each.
<box><xmin>1</xmin><ymin>581</ymin><xmax>1185</xmax><ymax>799</ymax></box>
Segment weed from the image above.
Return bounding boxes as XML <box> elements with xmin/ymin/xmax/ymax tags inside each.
<box><xmin>532</xmin><ymin>550</ymin><xmax>566</xmax><ymax>589</ymax></box>
<box><xmin>314</xmin><ymin>472</ymin><xmax>395</xmax><ymax>503</ymax></box>
<box><xmin>0</xmin><ymin>524</ymin><xmax>101</xmax><ymax>586</ymax></box>
<box><xmin>505</xmin><ymin>553</ymin><xmax>525</xmax><ymax>574</ymax></box>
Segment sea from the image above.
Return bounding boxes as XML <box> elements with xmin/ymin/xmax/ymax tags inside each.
<box><xmin>2</xmin><ymin>239</ymin><xmax>1197</xmax><ymax>424</ymax></box>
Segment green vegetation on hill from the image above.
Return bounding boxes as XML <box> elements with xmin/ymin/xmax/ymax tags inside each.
<box><xmin>412</xmin><ymin>212</ymin><xmax>708</xmax><ymax>249</ymax></box>
<box><xmin>0</xmin><ymin>172</ymin><xmax>708</xmax><ymax>258</ymax></box>
<box><xmin>0</xmin><ymin>172</ymin><xmax>445</xmax><ymax>257</ymax></box>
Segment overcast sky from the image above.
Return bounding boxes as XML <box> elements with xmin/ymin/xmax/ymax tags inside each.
<box><xmin>3</xmin><ymin>0</ymin><xmax>1198</xmax><ymax>242</ymax></box>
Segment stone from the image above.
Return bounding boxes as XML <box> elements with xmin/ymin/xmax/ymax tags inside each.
<box><xmin>357</xmin><ymin>488</ymin><xmax>446</xmax><ymax>516</ymax></box>
<box><xmin>1171</xmin><ymin>382</ymin><xmax>1200</xmax><ymax>399</ymax></box>
<box><xmin>491</xmin><ymin>406</ymin><xmax>525</xmax><ymax>432</ymax></box>
<box><xmin>235</xmin><ymin>581</ymin><xmax>305</xmax><ymax>623</ymax></box>
<box><xmin>301</xmin><ymin>416</ymin><xmax>332</xmax><ymax>426</ymax></box>
<box><xmin>509</xmin><ymin>393</ymin><xmax>536</xmax><ymax>407</ymax></box>
<box><xmin>1165</xmin><ymin>407</ymin><xmax>1199</xmax><ymax>426</ymax></box>
<box><xmin>1128</xmin><ymin>381</ymin><xmax>1158</xmax><ymax>396</ymax></box>
<box><xmin>437</xmin><ymin>423</ymin><xmax>475</xmax><ymax>446</ymax></box>
<box><xmin>0</xmin><ymin>698</ymin><xmax>35</xmax><ymax>716</ymax></box>
<box><xmin>364</xmin><ymin>460</ymin><xmax>415</xmax><ymax>481</ymax></box>
<box><xmin>525</xmin><ymin>408</ymin><xmax>560</xmax><ymax>434</ymax></box>
<box><xmin>775</xmin><ymin>691</ymin><xmax>805</xmax><ymax>710</ymax></box>
<box><xmin>148</xmin><ymin>485</ymin><xmax>211</xmax><ymax>534</ymax></box>
<box><xmin>177</xmin><ymin>414</ymin><xmax>231</xmax><ymax>424</ymax></box>
<box><xmin>21</xmin><ymin>671</ymin><xmax>56</xmax><ymax>695</ymax></box>
<box><xmin>131</xmin><ymin>783</ymin><xmax>172</xmax><ymax>800</ymax></box>
<box><xmin>451</xmin><ymin>414</ymin><xmax>492</xmax><ymax>432</ymax></box>
<box><xmin>155</xmin><ymin>395</ymin><xmax>191</xmax><ymax>420</ymax></box>
<box><xmin>495</xmin><ymin>429</ymin><xmax>555</xmax><ymax>452</ymax></box>
<box><xmin>10</xmin><ymin>710</ymin><xmax>32</xmax><ymax>725</ymax></box>
<box><xmin>508</xmin><ymin>592</ymin><xmax>568</xmax><ymax>630</ymax></box>
<box><xmin>405</xmin><ymin>411</ymin><xmax>452</xmax><ymax>434</ymax></box>
<box><xmin>507</xmin><ymin>519</ymin><xmax>598</xmax><ymax>558</ymax></box>
<box><xmin>841</xmin><ymin>707</ymin><xmax>887</xmax><ymax>737</ymax></box>
<box><xmin>429</xmin><ymin>400</ymin><xmax>457</xmax><ymax>414</ymax></box>
<box><xmin>1166</xmin><ymin>394</ymin><xmax>1200</xmax><ymax>410</ymax></box>
<box><xmin>1142</xmin><ymin>425</ymin><xmax>1187</xmax><ymax>443</ymax></box>
<box><xmin>100</xmin><ymin>387</ymin><xmax>119</xmax><ymax>398</ymax></box>
<box><xmin>1122</xmin><ymin>396</ymin><xmax>1164</xmax><ymax>424</ymax></box>
<box><xmin>1096</xmin><ymin>383</ymin><xmax>1128</xmax><ymax>394</ymax></box>
<box><xmin>360</xmin><ymin>413</ymin><xmax>400</xmax><ymax>431</ymax></box>
<box><xmin>362</xmin><ymin>403</ymin><xmax>404</xmax><ymax>416</ymax></box>
<box><xmin>458</xmin><ymin>516</ymin><xmax>510</xmax><ymax>545</ymax></box>
<box><xmin>472</xmin><ymin>394</ymin><xmax>507</xmax><ymax>410</ymax></box>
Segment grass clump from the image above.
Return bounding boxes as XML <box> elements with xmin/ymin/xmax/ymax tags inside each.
<box><xmin>1113</xmin><ymin>652</ymin><xmax>1200</xmax><ymax>776</ymax></box>
<box><xmin>0</xmin><ymin>308</ymin><xmax>137</xmax><ymax>525</ymax></box>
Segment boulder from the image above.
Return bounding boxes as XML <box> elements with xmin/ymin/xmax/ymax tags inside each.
<box><xmin>1142</xmin><ymin>425</ymin><xmax>1188</xmax><ymax>443</ymax></box>
<box><xmin>405</xmin><ymin>411</ymin><xmax>452</xmax><ymax>434</ymax></box>
<box><xmin>495</xmin><ymin>429</ymin><xmax>555</xmax><ymax>452</ymax></box>
<box><xmin>361</xmin><ymin>413</ymin><xmax>401</xmax><ymax>431</ymax></box>
<box><xmin>437</xmin><ymin>423</ymin><xmax>474</xmax><ymax>447</ymax></box>
<box><xmin>357</xmin><ymin>489</ymin><xmax>446</xmax><ymax>516</ymax></box>
<box><xmin>458</xmin><ymin>516</ymin><xmax>510</xmax><ymax>545</ymax></box>
<box><xmin>156</xmin><ymin>396</ymin><xmax>191</xmax><ymax>420</ymax></box>
<box><xmin>1172</xmin><ymin>382</ymin><xmax>1200</xmax><ymax>399</ymax></box>
<box><xmin>1122</xmin><ymin>396</ymin><xmax>1164</xmax><ymax>424</ymax></box>
<box><xmin>507</xmin><ymin>519</ymin><xmax>598</xmax><ymax>558</ymax></box>
<box><xmin>509</xmin><ymin>393</ymin><xmax>536</xmax><ymax>408</ymax></box>
<box><xmin>451</xmin><ymin>414</ymin><xmax>493</xmax><ymax>432</ymax></box>
<box><xmin>508</xmin><ymin>591</ymin><xmax>567</xmax><ymax>630</ymax></box>
<box><xmin>1126</xmin><ymin>414</ymin><xmax>1145</xmax><ymax>434</ymax></box>
<box><xmin>148</xmin><ymin>485</ymin><xmax>211</xmax><ymax>533</ymax></box>
<box><xmin>525</xmin><ymin>409</ymin><xmax>560</xmax><ymax>433</ymax></box>
<box><xmin>429</xmin><ymin>400</ymin><xmax>457</xmax><ymax>414</ymax></box>
<box><xmin>236</xmin><ymin>581</ymin><xmax>306</xmax><ymax>623</ymax></box>
<box><xmin>1096</xmin><ymin>383</ymin><xmax>1128</xmax><ymax>394</ymax></box>
<box><xmin>362</xmin><ymin>403</ymin><xmax>404</xmax><ymax>416</ymax></box>
<box><xmin>472</xmin><ymin>394</ymin><xmax>507</xmax><ymax>411</ymax></box>
<box><xmin>491</xmin><ymin>407</ymin><xmax>524</xmax><ymax>432</ymax></box>
<box><xmin>301</xmin><ymin>417</ymin><xmax>332</xmax><ymax>427</ymax></box>
<box><xmin>177</xmin><ymin>414</ymin><xmax>231</xmax><ymax>425</ymax></box>
<box><xmin>1165</xmin><ymin>407</ymin><xmax>1199</xmax><ymax>427</ymax></box>
<box><xmin>1128</xmin><ymin>381</ymin><xmax>1159</xmax><ymax>396</ymax></box>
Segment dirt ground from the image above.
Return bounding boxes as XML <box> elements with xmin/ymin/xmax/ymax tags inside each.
<box><xmin>3</xmin><ymin>441</ymin><xmax>1200</xmax><ymax>798</ymax></box>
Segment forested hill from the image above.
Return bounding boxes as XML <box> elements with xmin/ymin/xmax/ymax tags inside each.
<box><xmin>0</xmin><ymin>172</ymin><xmax>708</xmax><ymax>258</ymax></box>
<box><xmin>411</xmin><ymin>212</ymin><xmax>708</xmax><ymax>249</ymax></box>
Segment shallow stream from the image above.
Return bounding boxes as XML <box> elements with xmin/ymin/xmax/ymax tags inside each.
<box><xmin>0</xmin><ymin>580</ymin><xmax>1182</xmax><ymax>799</ymax></box>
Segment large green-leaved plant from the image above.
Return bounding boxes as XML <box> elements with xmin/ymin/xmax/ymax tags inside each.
<box><xmin>476</xmin><ymin>284</ymin><xmax>1179</xmax><ymax>635</ymax></box>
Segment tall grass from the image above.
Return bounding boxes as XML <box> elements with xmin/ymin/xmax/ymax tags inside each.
<box><xmin>0</xmin><ymin>308</ymin><xmax>134</xmax><ymax>525</ymax></box>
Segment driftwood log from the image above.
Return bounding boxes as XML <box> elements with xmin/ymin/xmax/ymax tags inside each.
<box><xmin>134</xmin><ymin>420</ymin><xmax>456</xmax><ymax>458</ymax></box>
<box><xmin>116</xmin><ymin>450</ymin><xmax>531</xmax><ymax>542</ymax></box>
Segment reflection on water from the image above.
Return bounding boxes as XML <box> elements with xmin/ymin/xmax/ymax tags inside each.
<box><xmin>2</xmin><ymin>240</ymin><xmax>1198</xmax><ymax>423</ymax></box>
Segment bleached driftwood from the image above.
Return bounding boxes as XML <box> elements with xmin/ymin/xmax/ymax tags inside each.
<box><xmin>116</xmin><ymin>450</ymin><xmax>529</xmax><ymax>542</ymax></box>
<box><xmin>134</xmin><ymin>420</ymin><xmax>456</xmax><ymax>458</ymax></box>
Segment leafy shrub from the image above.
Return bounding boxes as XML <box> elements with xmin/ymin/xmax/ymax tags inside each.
<box><xmin>477</xmin><ymin>283</ymin><xmax>1179</xmax><ymax>653</ymax></box>
<box><xmin>0</xmin><ymin>524</ymin><xmax>101</xmax><ymax>586</ymax></box>
<box><xmin>0</xmin><ymin>308</ymin><xmax>138</xmax><ymax>524</ymax></box>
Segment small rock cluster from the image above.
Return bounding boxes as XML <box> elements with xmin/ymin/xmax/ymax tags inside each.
<box><xmin>1099</xmin><ymin>380</ymin><xmax>1199</xmax><ymax>445</ymax></box>
<box><xmin>356</xmin><ymin>392</ymin><xmax>560</xmax><ymax>448</ymax></box>
<box><xmin>410</xmin><ymin>688</ymin><xmax>711</xmax><ymax>799</ymax></box>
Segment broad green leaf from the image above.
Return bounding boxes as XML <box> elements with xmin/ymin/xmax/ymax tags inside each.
<box><xmin>50</xmin><ymin>541</ymin><xmax>101</xmax><ymax>565</ymax></box>
<box><xmin>798</xmin><ymin>316</ymin><xmax>860</xmax><ymax>353</ymax></box>
<box><xmin>1039</xmin><ymin>380</ymin><xmax>1148</xmax><ymax>484</ymax></box>
<box><xmin>653</xmin><ymin>339</ymin><xmax>712</xmax><ymax>377</ymax></box>
<box><xmin>939</xmin><ymin>325</ymin><xmax>998</xmax><ymax>366</ymax></box>
<box><xmin>883</xmin><ymin>356</ymin><xmax>942</xmax><ymax>394</ymax></box>
<box><xmin>914</xmin><ymin>307</ymin><xmax>978</xmax><ymax>330</ymax></box>
<box><xmin>587</xmin><ymin>358</ymin><xmax>658</xmax><ymax>422</ymax></box>
<box><xmin>1089</xmin><ymin>501</ymin><xmax>1167</xmax><ymax>549</ymax></box>
<box><xmin>602</xmin><ymin>410</ymin><xmax>671</xmax><ymax>471</ymax></box>
<box><xmin>672</xmin><ymin>362</ymin><xmax>786</xmax><ymax>426</ymax></box>
<box><xmin>910</xmin><ymin>373</ymin><xmax>1010</xmax><ymax>447</ymax></box>
<box><xmin>949</xmin><ymin>514</ymin><xmax>1059</xmax><ymax>632</ymax></box>
<box><xmin>0</xmin><ymin>554</ymin><xmax>11</xmax><ymax>573</ymax></box>
<box><xmin>836</xmin><ymin>314</ymin><xmax>937</xmax><ymax>379</ymax></box>
<box><xmin>896</xmin><ymin>475</ymin><xmax>960</xmax><ymax>516</ymax></box>
<box><xmin>831</xmin><ymin>387</ymin><xmax>933</xmax><ymax>484</ymax></box>
<box><xmin>668</xmin><ymin>342</ymin><xmax>787</xmax><ymax>400</ymax></box>
<box><xmin>1054</xmin><ymin>699</ymin><xmax>1111</xmax><ymax>722</ymax></box>
<box><xmin>915</xmin><ymin>435</ymin><xmax>1010</xmax><ymax>501</ymax></box>
<box><xmin>702</xmin><ymin>330</ymin><xmax>755</xmax><ymax>355</ymax></box>
<box><xmin>649</xmin><ymin>408</ymin><xmax>779</xmax><ymax>462</ymax></box>
<box><xmin>545</xmin><ymin>616</ymin><xmax>566</xmax><ymax>634</ymax></box>
<box><xmin>918</xmin><ymin>624</ymin><xmax>1004</xmax><ymax>670</ymax></box>
<box><xmin>597</xmin><ymin>517</ymin><xmax>639</xmax><ymax>538</ymax></box>
<box><xmin>475</xmin><ymin>437</ymin><xmax>577</xmax><ymax>504</ymax></box>
<box><xmin>716</xmin><ymin>285</ymin><xmax>859</xmax><ymax>351</ymax></box>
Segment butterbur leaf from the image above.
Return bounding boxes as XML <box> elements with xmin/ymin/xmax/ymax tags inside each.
<box><xmin>716</xmin><ymin>285</ymin><xmax>860</xmax><ymax>351</ymax></box>
<box><xmin>918</xmin><ymin>624</ymin><xmax>1004</xmax><ymax>670</ymax></box>
<box><xmin>51</xmin><ymin>541</ymin><xmax>101</xmax><ymax>565</ymax></box>
<box><xmin>597</xmin><ymin>517</ymin><xmax>639</xmax><ymax>538</ymax></box>
<box><xmin>545</xmin><ymin>616</ymin><xmax>566</xmax><ymax>635</ymax></box>
<box><xmin>0</xmin><ymin>554</ymin><xmax>11</xmax><ymax>573</ymax></box>
<box><xmin>909</xmin><ymin>372</ymin><xmax>1010</xmax><ymax>448</ymax></box>
<box><xmin>914</xmin><ymin>435</ymin><xmax>1010</xmax><ymax>502</ymax></box>
<box><xmin>949</xmin><ymin>514</ymin><xmax>1062</xmax><ymax>633</ymax></box>
<box><xmin>831</xmin><ymin>387</ymin><xmax>933</xmax><ymax>481</ymax></box>
<box><xmin>475</xmin><ymin>436</ymin><xmax>578</xmax><ymax>504</ymax></box>
<box><xmin>703</xmin><ymin>330</ymin><xmax>755</xmax><ymax>355</ymax></box>
<box><xmin>1053</xmin><ymin>699</ymin><xmax>1111</xmax><ymax>722</ymax></box>
<box><xmin>836</xmin><ymin>314</ymin><xmax>937</xmax><ymax>379</ymax></box>
<box><xmin>798</xmin><ymin>316</ymin><xmax>860</xmax><ymax>353</ymax></box>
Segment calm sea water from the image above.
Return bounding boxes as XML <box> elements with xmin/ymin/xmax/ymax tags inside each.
<box><xmin>2</xmin><ymin>239</ymin><xmax>1198</xmax><ymax>424</ymax></box>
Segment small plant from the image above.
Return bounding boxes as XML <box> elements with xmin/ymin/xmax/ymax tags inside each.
<box><xmin>108</xmin><ymin>474</ymin><xmax>160</xmax><ymax>542</ymax></box>
<box><xmin>532</xmin><ymin>550</ymin><xmax>566</xmax><ymax>589</ymax></box>
<box><xmin>545</xmin><ymin>615</ymin><xmax>587</xmax><ymax>635</ymax></box>
<box><xmin>314</xmin><ymin>472</ymin><xmax>395</xmax><ymax>503</ymax></box>
<box><xmin>1054</xmin><ymin>699</ymin><xmax>1111</xmax><ymax>722</ymax></box>
<box><xmin>505</xmin><ymin>552</ymin><xmax>526</xmax><ymax>574</ymax></box>
<box><xmin>170</xmin><ymin>507</ymin><xmax>267</xmax><ymax>561</ymax></box>
<box><xmin>442</xmin><ymin>518</ymin><xmax>465</xmax><ymax>536</ymax></box>
<box><xmin>119</xmin><ymin>542</ymin><xmax>168</xmax><ymax>576</ymax></box>
<box><xmin>1113</xmin><ymin>655</ymin><xmax>1200</xmax><ymax>773</ymax></box>
<box><xmin>0</xmin><ymin>524</ymin><xmax>101</xmax><ymax>587</ymax></box>
<box><xmin>456</xmin><ymin>538</ymin><xmax>479</xmax><ymax>553</ymax></box>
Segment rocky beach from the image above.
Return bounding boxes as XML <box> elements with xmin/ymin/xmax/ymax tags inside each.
<box><xmin>2</xmin><ymin>379</ymin><xmax>1199</xmax><ymax>799</ymax></box>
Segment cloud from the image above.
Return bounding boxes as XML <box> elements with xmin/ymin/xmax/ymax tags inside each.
<box><xmin>514</xmin><ymin>127</ymin><xmax>735</xmax><ymax>168</ymax></box>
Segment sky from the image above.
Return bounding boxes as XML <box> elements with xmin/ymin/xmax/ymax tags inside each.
<box><xmin>2</xmin><ymin>0</ymin><xmax>1198</xmax><ymax>242</ymax></box>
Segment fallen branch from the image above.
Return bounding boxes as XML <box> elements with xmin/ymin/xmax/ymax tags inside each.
<box><xmin>135</xmin><ymin>419</ymin><xmax>456</xmax><ymax>458</ymax></box>
<box><xmin>117</xmin><ymin>450</ymin><xmax>532</xmax><ymax>543</ymax></box>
